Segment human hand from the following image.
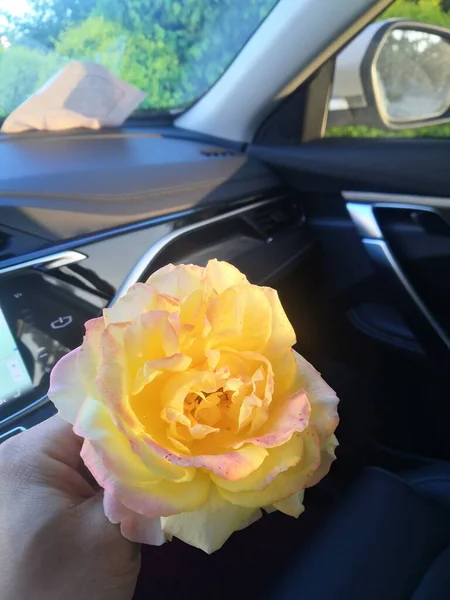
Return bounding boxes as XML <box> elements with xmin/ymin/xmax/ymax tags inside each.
<box><xmin>0</xmin><ymin>416</ymin><xmax>140</xmax><ymax>600</ymax></box>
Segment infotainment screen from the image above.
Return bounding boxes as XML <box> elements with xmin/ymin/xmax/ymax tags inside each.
<box><xmin>0</xmin><ymin>269</ymin><xmax>105</xmax><ymax>414</ymax></box>
<box><xmin>0</xmin><ymin>305</ymin><xmax>33</xmax><ymax>405</ymax></box>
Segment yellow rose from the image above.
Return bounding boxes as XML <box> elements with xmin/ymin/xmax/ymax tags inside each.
<box><xmin>49</xmin><ymin>260</ymin><xmax>339</xmax><ymax>553</ymax></box>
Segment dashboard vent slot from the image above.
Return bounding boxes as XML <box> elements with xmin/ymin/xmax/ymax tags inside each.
<box><xmin>200</xmin><ymin>148</ymin><xmax>237</xmax><ymax>158</ymax></box>
<box><xmin>251</xmin><ymin>204</ymin><xmax>292</xmax><ymax>237</ymax></box>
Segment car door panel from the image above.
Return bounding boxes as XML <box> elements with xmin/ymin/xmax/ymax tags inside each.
<box><xmin>249</xmin><ymin>142</ymin><xmax>450</xmax><ymax>365</ymax></box>
<box><xmin>249</xmin><ymin>140</ymin><xmax>450</xmax><ymax>198</ymax></box>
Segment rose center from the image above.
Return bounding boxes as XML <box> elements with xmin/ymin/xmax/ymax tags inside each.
<box><xmin>184</xmin><ymin>388</ymin><xmax>232</xmax><ymax>429</ymax></box>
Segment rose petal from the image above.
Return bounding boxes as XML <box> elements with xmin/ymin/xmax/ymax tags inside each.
<box><xmin>75</xmin><ymin>398</ymin><xmax>210</xmax><ymax>517</ymax></box>
<box><xmin>273</xmin><ymin>490</ymin><xmax>305</xmax><ymax>518</ymax></box>
<box><xmin>78</xmin><ymin>317</ymin><xmax>105</xmax><ymax>386</ymax></box>
<box><xmin>146</xmin><ymin>264</ymin><xmax>207</xmax><ymax>302</ymax></box>
<box><xmin>82</xmin><ymin>438</ymin><xmax>209</xmax><ymax>518</ymax></box>
<box><xmin>75</xmin><ymin>398</ymin><xmax>185</xmax><ymax>483</ymax></box>
<box><xmin>132</xmin><ymin>354</ymin><xmax>191</xmax><ymax>396</ymax></box>
<box><xmin>48</xmin><ymin>348</ymin><xmax>85</xmax><ymax>423</ymax></box>
<box><xmin>206</xmin><ymin>284</ymin><xmax>273</xmax><ymax>353</ymax></box>
<box><xmin>204</xmin><ymin>259</ymin><xmax>248</xmax><ymax>294</ymax></box>
<box><xmin>306</xmin><ymin>434</ymin><xmax>339</xmax><ymax>488</ymax></box>
<box><xmin>143</xmin><ymin>435</ymin><xmax>268</xmax><ymax>481</ymax></box>
<box><xmin>124</xmin><ymin>311</ymin><xmax>180</xmax><ymax>365</ymax></box>
<box><xmin>294</xmin><ymin>352</ymin><xmax>340</xmax><ymax>442</ymax></box>
<box><xmin>188</xmin><ymin>423</ymin><xmax>220</xmax><ymax>440</ymax></box>
<box><xmin>261</xmin><ymin>287</ymin><xmax>296</xmax><ymax>359</ymax></box>
<box><xmin>233</xmin><ymin>390</ymin><xmax>310</xmax><ymax>449</ymax></box>
<box><xmin>217</xmin><ymin>427</ymin><xmax>321</xmax><ymax>509</ymax></box>
<box><xmin>161</xmin><ymin>486</ymin><xmax>261</xmax><ymax>554</ymax></box>
<box><xmin>104</xmin><ymin>491</ymin><xmax>166</xmax><ymax>546</ymax></box>
<box><xmin>94</xmin><ymin>323</ymin><xmax>130</xmax><ymax>411</ymax></box>
<box><xmin>271</xmin><ymin>349</ymin><xmax>298</xmax><ymax>400</ymax></box>
<box><xmin>48</xmin><ymin>316</ymin><xmax>106</xmax><ymax>423</ymax></box>
<box><xmin>103</xmin><ymin>283</ymin><xmax>156</xmax><ymax>325</ymax></box>
<box><xmin>161</xmin><ymin>370</ymin><xmax>224</xmax><ymax>416</ymax></box>
<box><xmin>211</xmin><ymin>432</ymin><xmax>304</xmax><ymax>493</ymax></box>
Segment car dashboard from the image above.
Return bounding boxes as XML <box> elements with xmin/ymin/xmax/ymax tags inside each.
<box><xmin>0</xmin><ymin>132</ymin><xmax>314</xmax><ymax>440</ymax></box>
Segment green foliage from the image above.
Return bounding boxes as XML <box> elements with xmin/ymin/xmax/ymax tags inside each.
<box><xmin>2</xmin><ymin>0</ymin><xmax>448</xmax><ymax>140</ymax></box>
<box><xmin>0</xmin><ymin>0</ymin><xmax>277</xmax><ymax>115</ymax></box>
<box><xmin>381</xmin><ymin>0</ymin><xmax>450</xmax><ymax>25</ymax></box>
<box><xmin>0</xmin><ymin>45</ymin><xmax>63</xmax><ymax>115</ymax></box>
<box><xmin>0</xmin><ymin>0</ymin><xmax>97</xmax><ymax>47</ymax></box>
<box><xmin>327</xmin><ymin>123</ymin><xmax>450</xmax><ymax>138</ymax></box>
<box><xmin>54</xmin><ymin>16</ymin><xmax>181</xmax><ymax>108</ymax></box>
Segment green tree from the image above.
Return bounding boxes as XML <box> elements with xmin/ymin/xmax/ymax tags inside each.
<box><xmin>55</xmin><ymin>17</ymin><xmax>128</xmax><ymax>75</ymax></box>
<box><xmin>92</xmin><ymin>0</ymin><xmax>276</xmax><ymax>104</ymax></box>
<box><xmin>55</xmin><ymin>0</ymin><xmax>276</xmax><ymax>109</ymax></box>
<box><xmin>382</xmin><ymin>0</ymin><xmax>450</xmax><ymax>28</ymax></box>
<box><xmin>55</xmin><ymin>16</ymin><xmax>182</xmax><ymax>109</ymax></box>
<box><xmin>0</xmin><ymin>0</ymin><xmax>277</xmax><ymax>114</ymax></box>
<box><xmin>0</xmin><ymin>45</ymin><xmax>63</xmax><ymax>115</ymax></box>
<box><xmin>1</xmin><ymin>0</ymin><xmax>97</xmax><ymax>48</ymax></box>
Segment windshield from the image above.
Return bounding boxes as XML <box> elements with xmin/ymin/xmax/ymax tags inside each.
<box><xmin>0</xmin><ymin>0</ymin><xmax>278</xmax><ymax>119</ymax></box>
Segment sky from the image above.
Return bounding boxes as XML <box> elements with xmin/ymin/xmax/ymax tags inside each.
<box><xmin>0</xmin><ymin>0</ymin><xmax>31</xmax><ymax>36</ymax></box>
<box><xmin>0</xmin><ymin>0</ymin><xmax>31</xmax><ymax>17</ymax></box>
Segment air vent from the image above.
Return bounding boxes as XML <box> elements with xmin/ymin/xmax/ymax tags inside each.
<box><xmin>251</xmin><ymin>204</ymin><xmax>292</xmax><ymax>237</ymax></box>
<box><xmin>200</xmin><ymin>147</ymin><xmax>237</xmax><ymax>158</ymax></box>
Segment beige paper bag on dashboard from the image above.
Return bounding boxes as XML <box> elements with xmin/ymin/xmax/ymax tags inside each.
<box><xmin>1</xmin><ymin>61</ymin><xmax>147</xmax><ymax>133</ymax></box>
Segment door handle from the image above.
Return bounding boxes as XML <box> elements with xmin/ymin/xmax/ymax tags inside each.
<box><xmin>346</xmin><ymin>201</ymin><xmax>450</xmax><ymax>354</ymax></box>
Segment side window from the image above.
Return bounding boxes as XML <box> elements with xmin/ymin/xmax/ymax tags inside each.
<box><xmin>326</xmin><ymin>0</ymin><xmax>450</xmax><ymax>138</ymax></box>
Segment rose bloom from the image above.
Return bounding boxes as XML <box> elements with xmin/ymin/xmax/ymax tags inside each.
<box><xmin>49</xmin><ymin>260</ymin><xmax>339</xmax><ymax>553</ymax></box>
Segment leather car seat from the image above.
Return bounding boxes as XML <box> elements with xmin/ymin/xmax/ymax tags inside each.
<box><xmin>274</xmin><ymin>466</ymin><xmax>450</xmax><ymax>599</ymax></box>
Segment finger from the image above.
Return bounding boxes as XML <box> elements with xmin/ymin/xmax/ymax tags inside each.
<box><xmin>0</xmin><ymin>415</ymin><xmax>95</xmax><ymax>502</ymax></box>
<box><xmin>83</xmin><ymin>491</ymin><xmax>141</xmax><ymax>562</ymax></box>
<box><xmin>78</xmin><ymin>460</ymin><xmax>101</xmax><ymax>492</ymax></box>
<box><xmin>39</xmin><ymin>417</ymin><xmax>101</xmax><ymax>489</ymax></box>
<box><xmin>20</xmin><ymin>414</ymin><xmax>84</xmax><ymax>470</ymax></box>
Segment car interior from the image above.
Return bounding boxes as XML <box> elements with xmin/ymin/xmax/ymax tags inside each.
<box><xmin>1</xmin><ymin>0</ymin><xmax>450</xmax><ymax>598</ymax></box>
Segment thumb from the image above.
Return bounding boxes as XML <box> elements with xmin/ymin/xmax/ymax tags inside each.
<box><xmin>81</xmin><ymin>490</ymin><xmax>141</xmax><ymax>561</ymax></box>
<box><xmin>78</xmin><ymin>491</ymin><xmax>142</xmax><ymax>600</ymax></box>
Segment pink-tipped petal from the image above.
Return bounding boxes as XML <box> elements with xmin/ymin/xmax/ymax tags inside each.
<box><xmin>82</xmin><ymin>438</ymin><xmax>210</xmax><ymax>519</ymax></box>
<box><xmin>144</xmin><ymin>435</ymin><xmax>268</xmax><ymax>481</ymax></box>
<box><xmin>104</xmin><ymin>491</ymin><xmax>165</xmax><ymax>546</ymax></box>
<box><xmin>76</xmin><ymin>398</ymin><xmax>210</xmax><ymax>517</ymax></box>
<box><xmin>94</xmin><ymin>322</ymin><xmax>130</xmax><ymax>411</ymax></box>
<box><xmin>306</xmin><ymin>434</ymin><xmax>339</xmax><ymax>488</ymax></box>
<box><xmin>295</xmin><ymin>352</ymin><xmax>340</xmax><ymax>443</ymax></box>
<box><xmin>77</xmin><ymin>317</ymin><xmax>106</xmax><ymax>385</ymax></box>
<box><xmin>48</xmin><ymin>348</ymin><xmax>85</xmax><ymax>423</ymax></box>
<box><xmin>211</xmin><ymin>432</ymin><xmax>304</xmax><ymax>494</ymax></box>
<box><xmin>233</xmin><ymin>390</ymin><xmax>310</xmax><ymax>450</ymax></box>
<box><xmin>217</xmin><ymin>427</ymin><xmax>321</xmax><ymax>509</ymax></box>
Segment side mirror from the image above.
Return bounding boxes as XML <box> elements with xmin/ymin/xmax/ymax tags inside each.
<box><xmin>330</xmin><ymin>20</ymin><xmax>450</xmax><ymax>130</ymax></box>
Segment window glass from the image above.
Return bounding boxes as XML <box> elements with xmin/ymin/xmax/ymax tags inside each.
<box><xmin>326</xmin><ymin>0</ymin><xmax>450</xmax><ymax>138</ymax></box>
<box><xmin>0</xmin><ymin>0</ymin><xmax>279</xmax><ymax>118</ymax></box>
